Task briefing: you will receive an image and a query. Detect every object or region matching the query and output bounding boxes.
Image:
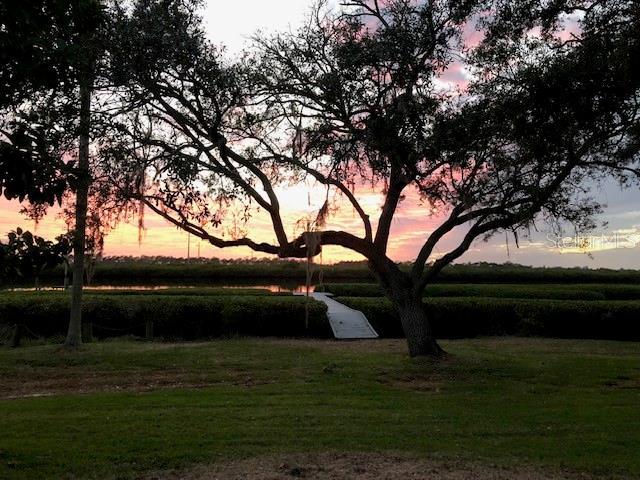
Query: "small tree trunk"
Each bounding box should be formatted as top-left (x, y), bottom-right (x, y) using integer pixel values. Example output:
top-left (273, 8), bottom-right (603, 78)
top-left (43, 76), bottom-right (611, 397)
top-left (395, 296), bottom-right (445, 357)
top-left (65, 73), bottom-right (92, 349)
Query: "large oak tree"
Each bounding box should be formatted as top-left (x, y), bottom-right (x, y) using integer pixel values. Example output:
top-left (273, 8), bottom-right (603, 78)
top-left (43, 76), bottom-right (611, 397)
top-left (110, 0), bottom-right (640, 356)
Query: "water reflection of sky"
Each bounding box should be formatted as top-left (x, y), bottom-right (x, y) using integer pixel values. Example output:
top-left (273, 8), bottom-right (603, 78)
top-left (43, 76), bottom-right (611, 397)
top-left (7, 284), bottom-right (316, 293)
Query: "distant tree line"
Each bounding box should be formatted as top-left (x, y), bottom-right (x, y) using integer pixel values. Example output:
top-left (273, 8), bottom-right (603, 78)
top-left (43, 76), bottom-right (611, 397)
top-left (0, 228), bottom-right (71, 288)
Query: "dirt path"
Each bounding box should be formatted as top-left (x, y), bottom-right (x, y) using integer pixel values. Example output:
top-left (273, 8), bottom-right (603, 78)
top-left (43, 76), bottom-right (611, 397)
top-left (148, 452), bottom-right (627, 480)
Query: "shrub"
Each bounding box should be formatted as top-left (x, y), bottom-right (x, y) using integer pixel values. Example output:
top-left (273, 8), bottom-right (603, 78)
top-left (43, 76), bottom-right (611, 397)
top-left (324, 283), bottom-right (640, 301)
top-left (337, 296), bottom-right (640, 340)
top-left (0, 294), bottom-right (330, 340)
top-left (588, 284), bottom-right (640, 300)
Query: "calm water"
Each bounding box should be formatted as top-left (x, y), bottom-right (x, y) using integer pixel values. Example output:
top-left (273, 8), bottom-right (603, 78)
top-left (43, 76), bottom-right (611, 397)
top-left (6, 284), bottom-right (316, 293)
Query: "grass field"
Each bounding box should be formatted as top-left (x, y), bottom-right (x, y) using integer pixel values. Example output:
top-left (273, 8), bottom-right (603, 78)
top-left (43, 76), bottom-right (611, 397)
top-left (1, 338), bottom-right (639, 479)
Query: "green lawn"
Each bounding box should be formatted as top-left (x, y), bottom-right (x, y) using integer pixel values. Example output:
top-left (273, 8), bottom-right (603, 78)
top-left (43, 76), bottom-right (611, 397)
top-left (1, 338), bottom-right (639, 479)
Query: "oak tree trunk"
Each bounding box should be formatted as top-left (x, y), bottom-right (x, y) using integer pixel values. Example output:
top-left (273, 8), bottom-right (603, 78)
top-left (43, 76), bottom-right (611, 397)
top-left (370, 260), bottom-right (445, 357)
top-left (395, 296), bottom-right (445, 357)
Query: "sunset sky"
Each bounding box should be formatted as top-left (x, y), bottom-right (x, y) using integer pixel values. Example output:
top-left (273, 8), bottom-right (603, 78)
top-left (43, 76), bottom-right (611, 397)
top-left (1, 0), bottom-right (639, 268)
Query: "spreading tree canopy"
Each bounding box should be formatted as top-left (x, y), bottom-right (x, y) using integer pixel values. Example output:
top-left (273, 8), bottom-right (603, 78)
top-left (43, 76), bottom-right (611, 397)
top-left (108, 0), bottom-right (640, 356)
top-left (0, 0), bottom-right (103, 205)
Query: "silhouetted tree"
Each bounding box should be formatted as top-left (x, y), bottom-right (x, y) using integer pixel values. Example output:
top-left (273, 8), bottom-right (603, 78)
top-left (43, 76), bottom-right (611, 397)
top-left (111, 0), bottom-right (639, 356)
top-left (0, 0), bottom-right (90, 204)
top-left (1, 228), bottom-right (72, 289)
top-left (1, 0), bottom-right (109, 347)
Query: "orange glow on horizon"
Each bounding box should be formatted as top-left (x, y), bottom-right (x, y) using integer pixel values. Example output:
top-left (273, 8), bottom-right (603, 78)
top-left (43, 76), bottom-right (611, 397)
top-left (0, 185), bottom-right (448, 264)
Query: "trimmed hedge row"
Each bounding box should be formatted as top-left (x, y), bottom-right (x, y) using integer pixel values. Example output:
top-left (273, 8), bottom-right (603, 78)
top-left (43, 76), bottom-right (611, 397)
top-left (337, 296), bottom-right (640, 340)
top-left (3, 291), bottom-right (638, 342)
top-left (324, 283), bottom-right (640, 301)
top-left (0, 294), bottom-right (330, 339)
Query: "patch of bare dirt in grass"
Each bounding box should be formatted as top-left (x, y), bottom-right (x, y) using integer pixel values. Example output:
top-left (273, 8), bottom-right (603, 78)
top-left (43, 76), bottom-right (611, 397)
top-left (0, 369), bottom-right (205, 398)
top-left (145, 452), bottom-right (626, 480)
top-left (602, 375), bottom-right (640, 390)
top-left (380, 373), bottom-right (443, 393)
top-left (264, 338), bottom-right (408, 354)
top-left (0, 367), bottom-right (271, 399)
top-left (375, 352), bottom-right (469, 393)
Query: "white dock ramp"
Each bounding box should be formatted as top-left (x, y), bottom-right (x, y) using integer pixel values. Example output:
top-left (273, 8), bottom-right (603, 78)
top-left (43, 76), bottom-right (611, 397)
top-left (295, 292), bottom-right (378, 339)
